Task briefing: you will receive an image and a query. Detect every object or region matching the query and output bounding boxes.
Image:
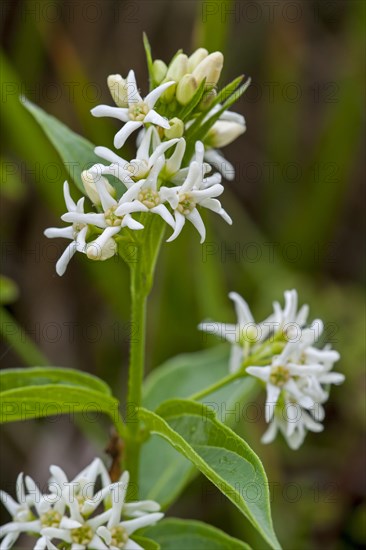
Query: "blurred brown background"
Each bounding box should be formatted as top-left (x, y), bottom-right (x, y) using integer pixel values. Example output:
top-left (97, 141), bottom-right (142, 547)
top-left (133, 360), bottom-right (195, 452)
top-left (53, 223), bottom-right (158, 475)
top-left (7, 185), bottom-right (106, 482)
top-left (1, 1), bottom-right (365, 548)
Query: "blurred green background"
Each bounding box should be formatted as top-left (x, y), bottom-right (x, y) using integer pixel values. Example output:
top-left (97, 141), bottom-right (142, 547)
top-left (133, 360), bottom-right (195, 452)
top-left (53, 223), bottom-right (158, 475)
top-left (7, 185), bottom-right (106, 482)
top-left (1, 0), bottom-right (365, 548)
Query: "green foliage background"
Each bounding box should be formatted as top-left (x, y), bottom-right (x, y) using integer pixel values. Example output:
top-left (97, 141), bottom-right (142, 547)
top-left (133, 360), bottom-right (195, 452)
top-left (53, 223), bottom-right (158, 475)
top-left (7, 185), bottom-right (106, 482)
top-left (0, 1), bottom-right (365, 548)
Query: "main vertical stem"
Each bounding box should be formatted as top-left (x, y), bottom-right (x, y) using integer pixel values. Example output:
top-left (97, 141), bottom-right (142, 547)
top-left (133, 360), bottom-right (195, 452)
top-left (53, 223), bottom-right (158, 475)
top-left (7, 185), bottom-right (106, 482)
top-left (125, 266), bottom-right (148, 497)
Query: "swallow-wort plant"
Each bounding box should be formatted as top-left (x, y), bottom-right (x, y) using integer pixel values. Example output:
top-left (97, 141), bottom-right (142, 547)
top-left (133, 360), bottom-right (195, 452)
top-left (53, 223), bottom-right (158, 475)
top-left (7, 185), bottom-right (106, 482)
top-left (1, 35), bottom-right (344, 549)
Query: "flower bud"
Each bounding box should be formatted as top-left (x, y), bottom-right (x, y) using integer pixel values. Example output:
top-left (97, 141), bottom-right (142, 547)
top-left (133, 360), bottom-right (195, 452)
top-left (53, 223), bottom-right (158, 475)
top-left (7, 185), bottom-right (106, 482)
top-left (188, 48), bottom-right (208, 72)
top-left (199, 88), bottom-right (217, 110)
top-left (205, 120), bottom-right (246, 148)
top-left (152, 59), bottom-right (167, 84)
top-left (176, 74), bottom-right (198, 105)
top-left (86, 238), bottom-right (117, 261)
top-left (192, 52), bottom-right (224, 87)
top-left (166, 53), bottom-right (188, 82)
top-left (164, 117), bottom-right (184, 139)
top-left (107, 74), bottom-right (128, 107)
top-left (81, 171), bottom-right (115, 206)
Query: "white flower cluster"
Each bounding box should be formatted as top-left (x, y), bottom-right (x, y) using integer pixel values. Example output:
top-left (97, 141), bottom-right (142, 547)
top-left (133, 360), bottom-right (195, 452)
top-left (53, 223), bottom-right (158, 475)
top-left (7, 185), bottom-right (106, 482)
top-left (0, 459), bottom-right (163, 549)
top-left (199, 289), bottom-right (345, 449)
top-left (45, 48), bottom-right (247, 276)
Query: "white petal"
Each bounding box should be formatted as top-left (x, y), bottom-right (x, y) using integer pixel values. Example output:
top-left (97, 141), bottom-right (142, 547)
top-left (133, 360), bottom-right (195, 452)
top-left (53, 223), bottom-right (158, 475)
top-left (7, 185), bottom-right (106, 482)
top-left (44, 226), bottom-right (74, 240)
top-left (318, 372), bottom-right (345, 385)
top-left (261, 420), bottom-right (278, 444)
top-left (0, 532), bottom-right (19, 550)
top-left (0, 491), bottom-right (19, 517)
top-left (126, 70), bottom-right (142, 103)
top-left (181, 162), bottom-right (201, 192)
top-left (121, 512), bottom-right (164, 535)
top-left (165, 139), bottom-right (186, 175)
top-left (144, 110), bottom-right (170, 129)
top-left (245, 366), bottom-right (271, 382)
top-left (166, 211), bottom-right (185, 242)
top-left (148, 139), bottom-right (180, 169)
top-left (94, 146), bottom-right (126, 166)
top-left (124, 540), bottom-right (144, 550)
top-left (56, 243), bottom-right (77, 276)
top-left (114, 121), bottom-right (143, 149)
top-left (62, 212), bottom-right (105, 227)
top-left (122, 215), bottom-right (144, 230)
top-left (145, 80), bottom-right (175, 109)
top-left (265, 384), bottom-right (281, 421)
top-left (229, 344), bottom-right (243, 374)
top-left (63, 181), bottom-right (76, 211)
top-left (108, 473), bottom-right (129, 528)
top-left (91, 105), bottom-right (129, 122)
top-left (191, 184), bottom-right (224, 201)
top-left (123, 500), bottom-right (160, 516)
top-left (228, 292), bottom-right (254, 325)
top-left (151, 204), bottom-right (175, 228)
top-left (204, 150), bottom-right (235, 181)
top-left (186, 208), bottom-right (206, 243)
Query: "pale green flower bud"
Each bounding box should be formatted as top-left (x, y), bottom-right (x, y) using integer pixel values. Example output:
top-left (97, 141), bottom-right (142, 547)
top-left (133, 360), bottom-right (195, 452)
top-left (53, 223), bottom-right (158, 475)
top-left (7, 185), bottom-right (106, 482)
top-left (188, 48), bottom-right (209, 72)
top-left (152, 59), bottom-right (168, 84)
top-left (192, 52), bottom-right (224, 87)
top-left (86, 238), bottom-right (117, 261)
top-left (166, 53), bottom-right (188, 82)
top-left (164, 117), bottom-right (184, 139)
top-left (176, 74), bottom-right (198, 105)
top-left (107, 74), bottom-right (128, 107)
top-left (199, 88), bottom-right (217, 110)
top-left (160, 83), bottom-right (177, 104)
top-left (81, 171), bottom-right (115, 206)
top-left (205, 120), bottom-right (246, 148)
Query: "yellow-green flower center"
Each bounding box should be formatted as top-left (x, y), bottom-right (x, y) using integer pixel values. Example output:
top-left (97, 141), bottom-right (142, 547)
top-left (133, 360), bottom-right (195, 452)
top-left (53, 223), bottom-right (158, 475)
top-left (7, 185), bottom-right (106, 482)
top-left (269, 365), bottom-right (290, 387)
top-left (138, 188), bottom-right (160, 209)
top-left (40, 509), bottom-right (62, 528)
top-left (177, 193), bottom-right (196, 215)
top-left (105, 206), bottom-right (122, 227)
top-left (71, 524), bottom-right (93, 545)
top-left (128, 101), bottom-right (149, 121)
top-left (110, 526), bottom-right (129, 548)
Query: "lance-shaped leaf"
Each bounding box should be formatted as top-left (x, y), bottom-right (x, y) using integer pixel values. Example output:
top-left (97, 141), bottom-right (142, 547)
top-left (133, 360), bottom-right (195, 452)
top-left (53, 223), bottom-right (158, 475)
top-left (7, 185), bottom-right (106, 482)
top-left (0, 366), bottom-right (111, 395)
top-left (139, 400), bottom-right (280, 550)
top-left (140, 346), bottom-right (257, 507)
top-left (0, 384), bottom-right (120, 425)
top-left (144, 518), bottom-right (251, 549)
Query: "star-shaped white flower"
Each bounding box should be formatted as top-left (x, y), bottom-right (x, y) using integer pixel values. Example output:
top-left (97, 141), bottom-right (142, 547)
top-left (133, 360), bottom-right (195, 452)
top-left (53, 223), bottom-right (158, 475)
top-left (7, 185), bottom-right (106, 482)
top-left (61, 173), bottom-right (147, 261)
top-left (0, 473), bottom-right (66, 550)
top-left (199, 291), bottom-right (275, 373)
top-left (94, 126), bottom-right (181, 182)
top-left (246, 339), bottom-right (325, 423)
top-left (91, 70), bottom-right (175, 148)
top-left (96, 472), bottom-right (163, 550)
top-left (160, 141), bottom-right (231, 243)
top-left (44, 181), bottom-right (88, 276)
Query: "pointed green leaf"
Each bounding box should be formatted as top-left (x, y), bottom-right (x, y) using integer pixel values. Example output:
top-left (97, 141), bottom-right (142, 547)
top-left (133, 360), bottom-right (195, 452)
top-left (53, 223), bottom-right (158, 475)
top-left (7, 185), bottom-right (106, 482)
top-left (0, 366), bottom-right (111, 395)
top-left (0, 384), bottom-right (119, 424)
top-left (144, 518), bottom-right (251, 549)
top-left (140, 346), bottom-right (257, 507)
top-left (143, 33), bottom-right (155, 91)
top-left (132, 535), bottom-right (160, 550)
top-left (140, 400), bottom-right (280, 550)
top-left (177, 78), bottom-right (208, 122)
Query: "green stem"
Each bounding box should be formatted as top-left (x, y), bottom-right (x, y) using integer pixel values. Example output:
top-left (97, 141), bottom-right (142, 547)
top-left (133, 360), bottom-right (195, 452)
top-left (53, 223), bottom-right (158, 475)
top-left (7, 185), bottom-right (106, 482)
top-left (189, 371), bottom-right (241, 401)
top-left (124, 267), bottom-right (148, 495)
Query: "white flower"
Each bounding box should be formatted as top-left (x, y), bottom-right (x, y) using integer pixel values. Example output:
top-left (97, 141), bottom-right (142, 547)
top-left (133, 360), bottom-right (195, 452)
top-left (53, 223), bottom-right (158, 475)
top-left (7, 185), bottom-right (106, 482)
top-left (91, 70), bottom-right (175, 148)
top-left (44, 181), bottom-right (88, 276)
top-left (199, 291), bottom-right (277, 373)
top-left (114, 156), bottom-right (175, 229)
top-left (0, 473), bottom-right (66, 550)
top-left (94, 126), bottom-right (181, 182)
top-left (96, 472), bottom-right (163, 550)
top-left (206, 120), bottom-right (246, 149)
top-left (61, 173), bottom-right (147, 261)
top-left (261, 402), bottom-right (324, 450)
top-left (160, 142), bottom-right (232, 243)
top-left (246, 338), bottom-right (324, 423)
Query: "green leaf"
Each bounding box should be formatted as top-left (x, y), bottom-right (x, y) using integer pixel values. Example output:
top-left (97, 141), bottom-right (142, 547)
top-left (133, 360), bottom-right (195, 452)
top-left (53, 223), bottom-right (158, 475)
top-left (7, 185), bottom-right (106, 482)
top-left (21, 99), bottom-right (102, 194)
top-left (0, 275), bottom-right (19, 305)
top-left (140, 400), bottom-right (280, 550)
top-left (144, 518), bottom-right (251, 549)
top-left (0, 384), bottom-right (119, 424)
top-left (140, 346), bottom-right (257, 507)
top-left (132, 535), bottom-right (160, 550)
top-left (0, 366), bottom-right (111, 395)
